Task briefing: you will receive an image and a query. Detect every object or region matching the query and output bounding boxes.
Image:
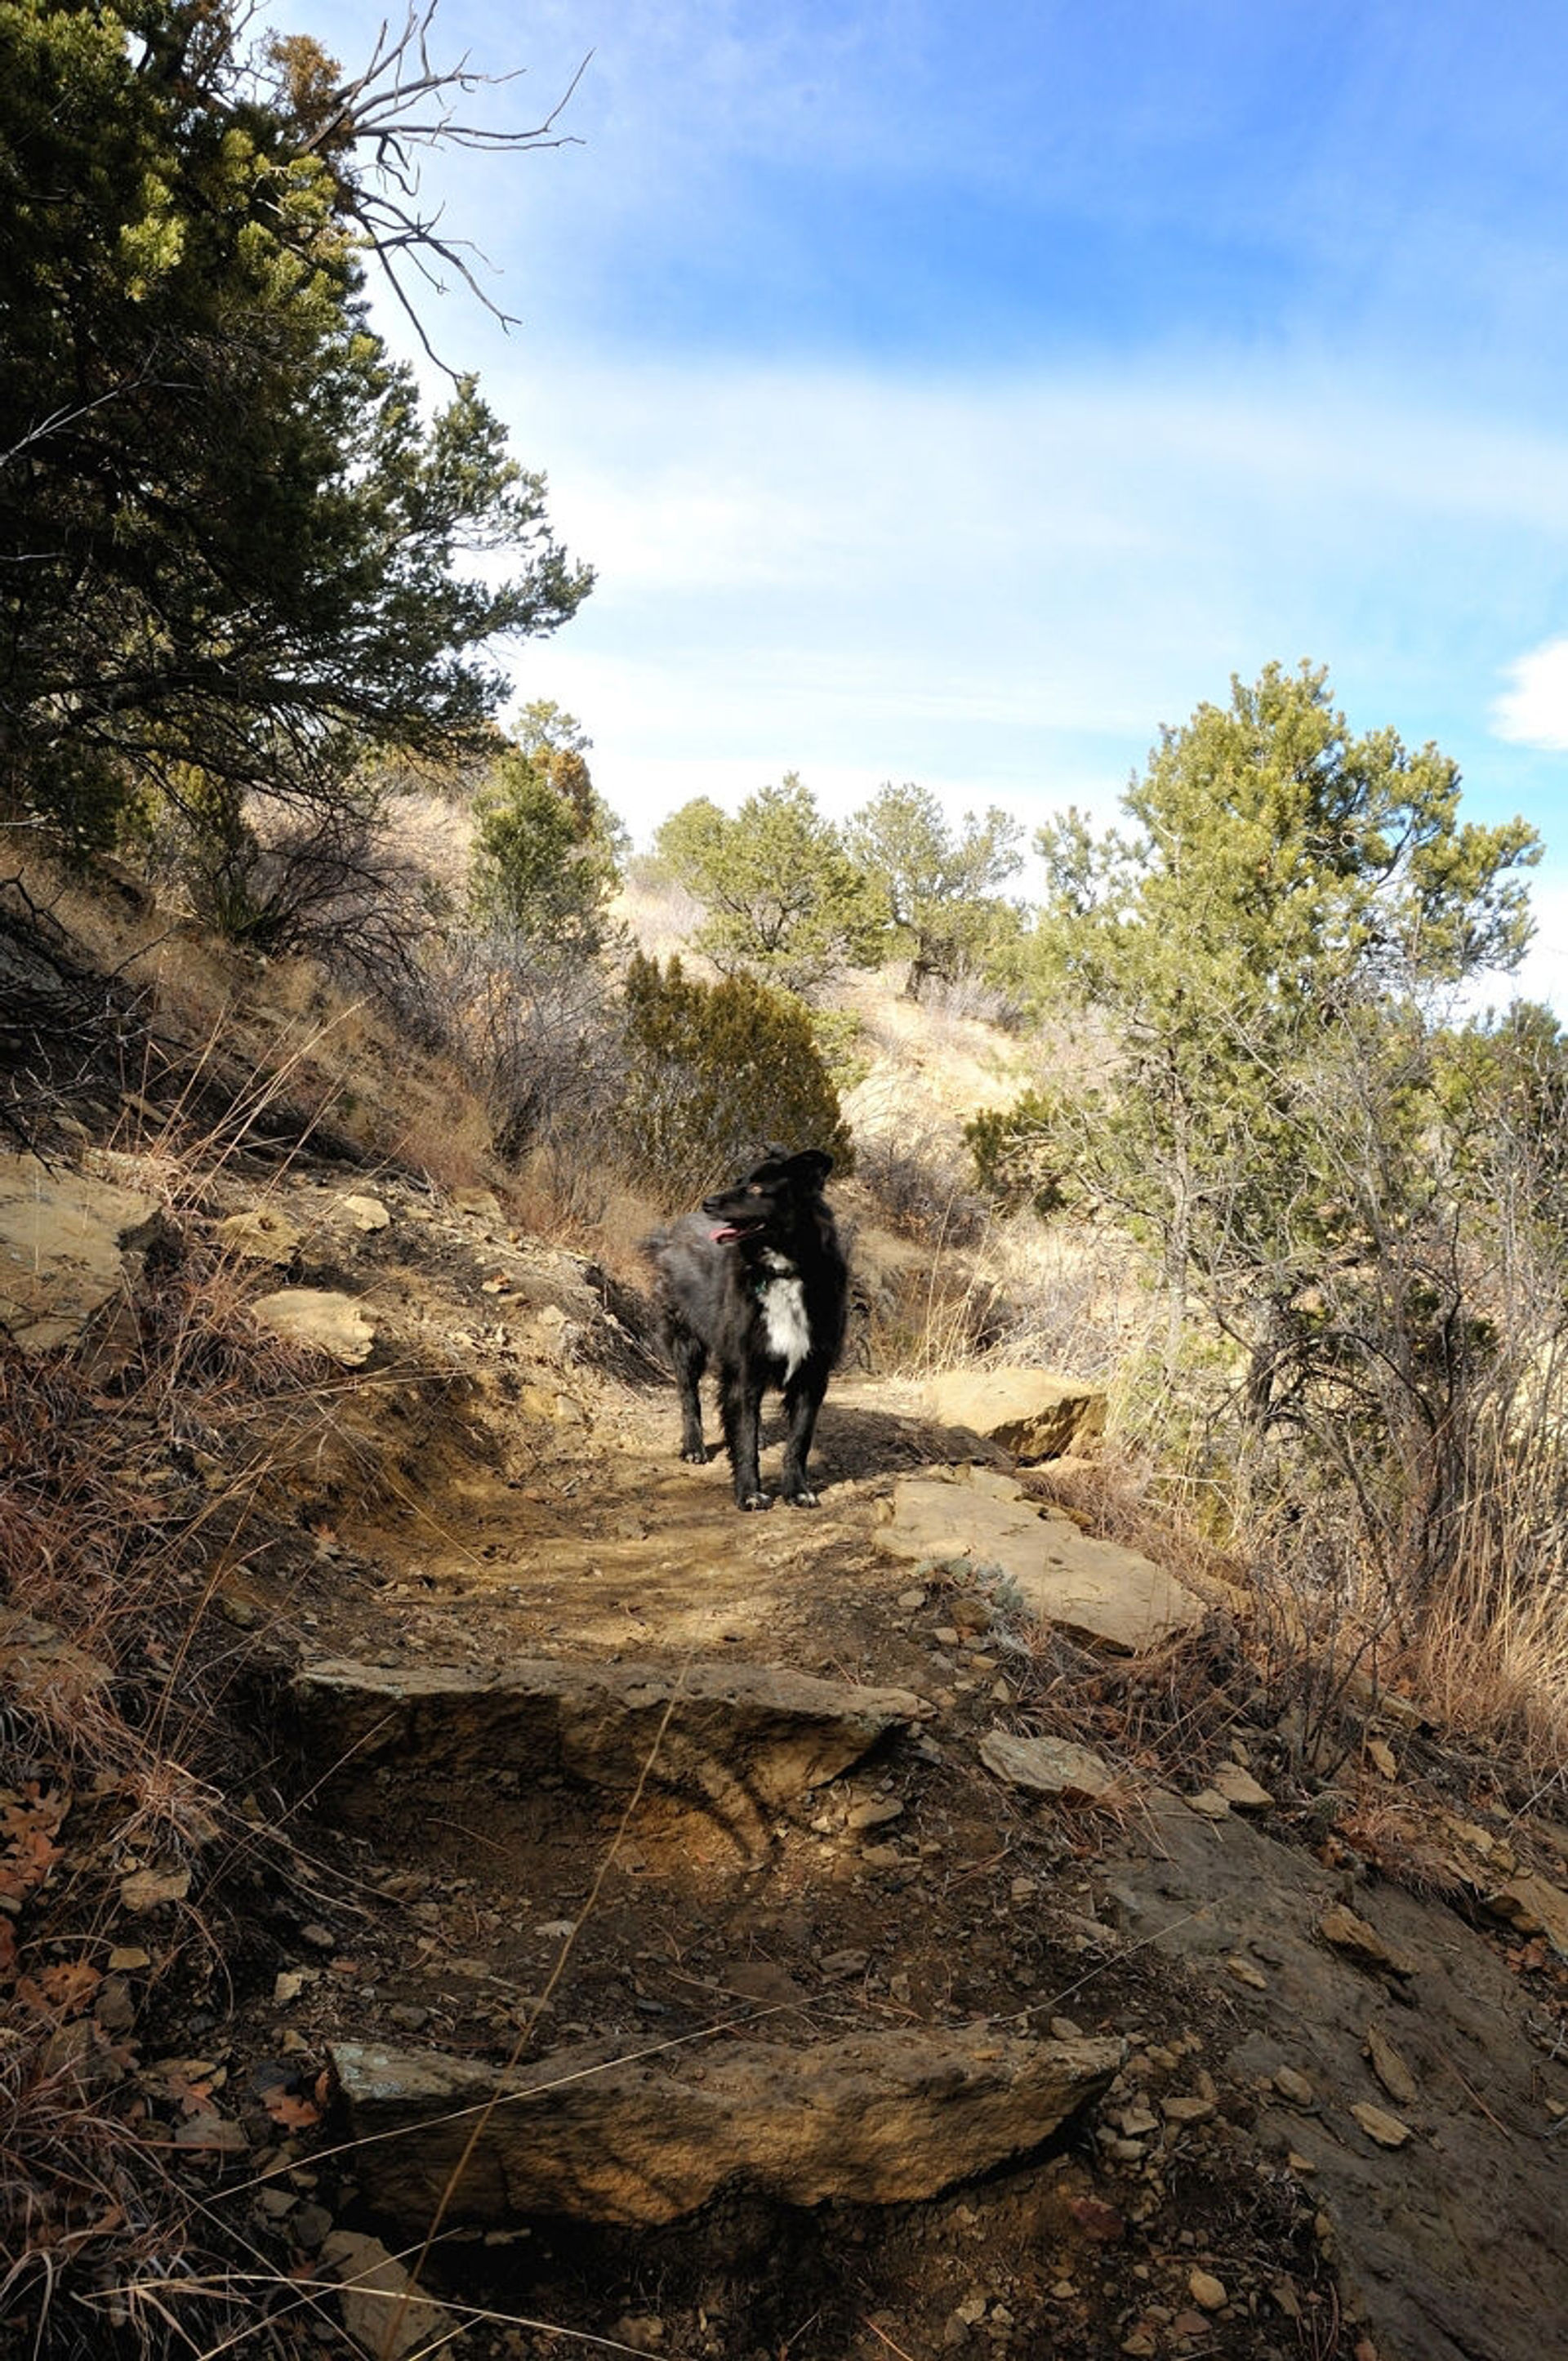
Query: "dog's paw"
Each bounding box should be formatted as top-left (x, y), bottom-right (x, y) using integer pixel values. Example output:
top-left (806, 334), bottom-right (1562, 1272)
top-left (679, 1446), bottom-right (708, 1464)
top-left (782, 1485), bottom-right (820, 1508)
top-left (737, 1490), bottom-right (773, 1512)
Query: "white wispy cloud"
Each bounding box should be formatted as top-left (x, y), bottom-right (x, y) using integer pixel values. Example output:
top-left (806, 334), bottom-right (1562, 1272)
top-left (495, 351), bottom-right (1568, 851)
top-left (1492, 639), bottom-right (1568, 752)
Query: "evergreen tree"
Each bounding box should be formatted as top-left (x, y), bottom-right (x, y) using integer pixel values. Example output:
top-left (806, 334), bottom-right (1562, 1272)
top-left (1025, 662), bottom-right (1539, 1377)
top-left (620, 953), bottom-right (852, 1201)
top-left (0, 0), bottom-right (591, 849)
top-left (845, 782), bottom-right (1023, 998)
top-left (652, 775), bottom-right (884, 1000)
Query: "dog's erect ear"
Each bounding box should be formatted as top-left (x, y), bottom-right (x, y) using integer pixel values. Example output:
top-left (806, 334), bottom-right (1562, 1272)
top-left (786, 1150), bottom-right (833, 1191)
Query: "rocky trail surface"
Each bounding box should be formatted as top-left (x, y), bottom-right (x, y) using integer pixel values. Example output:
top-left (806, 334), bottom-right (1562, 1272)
top-left (7, 1153), bottom-right (1568, 2361)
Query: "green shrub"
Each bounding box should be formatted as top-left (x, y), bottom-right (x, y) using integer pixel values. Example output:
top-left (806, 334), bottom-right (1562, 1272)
top-left (964, 1087), bottom-right (1070, 1218)
top-left (621, 952), bottom-right (853, 1205)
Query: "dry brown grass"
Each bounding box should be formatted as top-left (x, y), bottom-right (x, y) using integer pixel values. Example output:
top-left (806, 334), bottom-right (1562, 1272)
top-left (0, 1169), bottom-right (355, 2354)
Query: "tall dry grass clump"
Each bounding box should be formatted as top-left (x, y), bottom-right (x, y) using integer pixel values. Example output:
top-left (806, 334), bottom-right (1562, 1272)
top-left (0, 1161), bottom-right (350, 2355)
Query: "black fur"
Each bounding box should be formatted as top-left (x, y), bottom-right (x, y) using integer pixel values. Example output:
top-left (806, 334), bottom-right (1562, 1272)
top-left (647, 1148), bottom-right (848, 1511)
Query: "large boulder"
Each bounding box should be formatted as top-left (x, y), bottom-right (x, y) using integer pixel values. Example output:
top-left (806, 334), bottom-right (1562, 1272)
top-left (920, 1368), bottom-right (1107, 1460)
top-left (332, 2024), bottom-right (1122, 2227)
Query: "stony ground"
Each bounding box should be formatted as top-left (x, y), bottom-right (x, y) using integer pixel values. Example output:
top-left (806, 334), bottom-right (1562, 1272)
top-left (7, 1147), bottom-right (1568, 2361)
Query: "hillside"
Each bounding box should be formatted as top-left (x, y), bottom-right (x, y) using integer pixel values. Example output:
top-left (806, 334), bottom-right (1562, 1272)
top-left (4, 882), bottom-right (1568, 2361)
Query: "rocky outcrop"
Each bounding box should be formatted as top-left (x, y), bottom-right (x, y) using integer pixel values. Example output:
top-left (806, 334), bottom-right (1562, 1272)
top-left (875, 1465), bottom-right (1204, 1653)
top-left (331, 2024), bottom-right (1123, 2227)
top-left (292, 1656), bottom-right (925, 1813)
top-left (1102, 1789), bottom-right (1568, 2361)
top-left (920, 1368), bottom-right (1107, 1460)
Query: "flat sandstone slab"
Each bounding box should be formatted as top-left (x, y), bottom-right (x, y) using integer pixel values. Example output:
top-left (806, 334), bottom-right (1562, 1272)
top-left (0, 1155), bottom-right (154, 1350)
top-left (332, 2025), bottom-right (1122, 2226)
top-left (876, 1466), bottom-right (1203, 1654)
top-left (292, 1656), bottom-right (924, 1808)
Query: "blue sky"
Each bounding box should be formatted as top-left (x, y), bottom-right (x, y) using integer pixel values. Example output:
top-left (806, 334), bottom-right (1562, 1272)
top-left (309, 0), bottom-right (1568, 1005)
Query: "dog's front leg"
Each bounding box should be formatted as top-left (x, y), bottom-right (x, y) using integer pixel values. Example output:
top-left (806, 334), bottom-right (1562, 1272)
top-left (780, 1374), bottom-right (824, 1507)
top-left (720, 1366), bottom-right (769, 1510)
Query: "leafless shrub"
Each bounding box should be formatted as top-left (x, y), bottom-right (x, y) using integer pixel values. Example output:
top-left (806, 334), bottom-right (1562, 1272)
top-left (424, 921), bottom-right (627, 1165)
top-left (853, 1119), bottom-right (988, 1248)
top-left (915, 966), bottom-right (1027, 1031)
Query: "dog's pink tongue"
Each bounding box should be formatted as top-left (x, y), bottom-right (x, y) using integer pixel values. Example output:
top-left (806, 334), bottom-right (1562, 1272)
top-left (710, 1223), bottom-right (742, 1244)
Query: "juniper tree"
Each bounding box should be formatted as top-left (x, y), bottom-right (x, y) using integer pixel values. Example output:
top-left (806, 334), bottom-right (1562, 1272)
top-left (0, 0), bottom-right (591, 853)
top-left (652, 776), bottom-right (884, 1000)
top-left (1024, 662), bottom-right (1539, 1387)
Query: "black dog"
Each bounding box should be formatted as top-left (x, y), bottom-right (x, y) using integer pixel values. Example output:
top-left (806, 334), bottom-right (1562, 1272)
top-left (647, 1148), bottom-right (848, 1511)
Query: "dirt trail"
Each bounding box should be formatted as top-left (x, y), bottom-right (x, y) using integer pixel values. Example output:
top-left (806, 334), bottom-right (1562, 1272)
top-left (198, 1178), bottom-right (1568, 2361)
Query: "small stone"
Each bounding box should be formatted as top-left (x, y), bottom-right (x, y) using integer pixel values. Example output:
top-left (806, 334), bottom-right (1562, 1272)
top-left (1187, 2269), bottom-right (1227, 2311)
top-left (847, 1797), bottom-right (904, 1830)
top-left (108, 1946), bottom-right (151, 1971)
top-left (216, 1207), bottom-right (301, 1265)
top-left (1484, 1872), bottom-right (1568, 1958)
top-left (253, 1287), bottom-right (375, 1367)
top-left (291, 2203), bottom-right (333, 2249)
top-left (94, 1976), bottom-right (136, 2035)
top-left (119, 1865), bottom-right (190, 1912)
top-left (1318, 1904), bottom-right (1417, 1980)
top-left (452, 1187), bottom-right (503, 1221)
top-left (1351, 2100), bottom-right (1413, 2149)
top-left (1161, 2095), bottom-right (1215, 2125)
top-left (898, 1588), bottom-right (928, 1610)
top-left (1210, 1762), bottom-right (1274, 1811)
top-left (273, 1971), bottom-right (307, 2005)
top-left (979, 1727), bottom-right (1115, 1802)
top-left (934, 1626), bottom-right (962, 1646)
top-left (322, 2230), bottom-right (453, 2359)
top-left (1170, 2312), bottom-right (1212, 2339)
top-left (1363, 2023), bottom-right (1418, 2106)
top-left (1187, 1789), bottom-right (1231, 1819)
top-left (339, 1194), bottom-right (390, 1232)
top-left (1224, 1954), bottom-right (1268, 1989)
top-left (1272, 2067), bottom-right (1315, 2108)
top-left (1366, 1736), bottom-right (1397, 1780)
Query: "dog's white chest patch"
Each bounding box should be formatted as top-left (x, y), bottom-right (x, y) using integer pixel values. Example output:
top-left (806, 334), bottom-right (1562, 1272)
top-left (759, 1254), bottom-right (811, 1378)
